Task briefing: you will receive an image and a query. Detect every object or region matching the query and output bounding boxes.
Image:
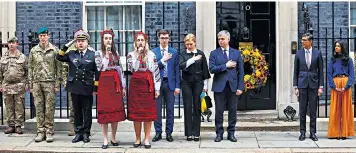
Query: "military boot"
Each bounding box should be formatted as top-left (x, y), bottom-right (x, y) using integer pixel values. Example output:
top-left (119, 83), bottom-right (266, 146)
top-left (4, 126), bottom-right (15, 134)
top-left (35, 132), bottom-right (46, 142)
top-left (68, 127), bottom-right (75, 136)
top-left (46, 133), bottom-right (54, 143)
top-left (15, 126), bottom-right (23, 134)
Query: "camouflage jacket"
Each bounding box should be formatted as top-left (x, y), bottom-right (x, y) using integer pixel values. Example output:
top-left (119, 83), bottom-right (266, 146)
top-left (28, 42), bottom-right (62, 89)
top-left (0, 50), bottom-right (28, 94)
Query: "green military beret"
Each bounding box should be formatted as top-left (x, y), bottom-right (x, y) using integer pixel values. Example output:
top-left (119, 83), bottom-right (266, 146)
top-left (37, 27), bottom-right (49, 35)
top-left (7, 36), bottom-right (18, 43)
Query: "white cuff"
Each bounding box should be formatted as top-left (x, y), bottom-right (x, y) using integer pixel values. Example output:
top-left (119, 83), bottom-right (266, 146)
top-left (203, 79), bottom-right (208, 90)
top-left (160, 59), bottom-right (167, 66)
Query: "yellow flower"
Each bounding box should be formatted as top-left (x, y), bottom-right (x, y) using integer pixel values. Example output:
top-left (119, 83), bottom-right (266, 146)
top-left (256, 70), bottom-right (261, 77)
top-left (244, 75), bottom-right (251, 81)
top-left (264, 66), bottom-right (268, 70)
top-left (250, 78), bottom-right (256, 84)
top-left (242, 50), bottom-right (250, 55)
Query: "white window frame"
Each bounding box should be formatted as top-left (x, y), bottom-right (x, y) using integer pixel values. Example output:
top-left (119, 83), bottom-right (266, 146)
top-left (82, 0), bottom-right (145, 70)
top-left (349, 1), bottom-right (355, 60)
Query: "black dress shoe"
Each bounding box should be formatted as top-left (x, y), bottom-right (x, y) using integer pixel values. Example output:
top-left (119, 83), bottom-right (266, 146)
top-left (227, 135), bottom-right (237, 142)
top-left (111, 140), bottom-right (119, 146)
top-left (187, 136), bottom-right (193, 141)
top-left (214, 135), bottom-right (223, 142)
top-left (72, 134), bottom-right (83, 143)
top-left (193, 136), bottom-right (200, 141)
top-left (83, 134), bottom-right (90, 143)
top-left (101, 144), bottom-right (108, 149)
top-left (152, 133), bottom-right (162, 142)
top-left (299, 133), bottom-right (306, 141)
top-left (342, 137), bottom-right (347, 140)
top-left (166, 134), bottom-right (174, 142)
top-left (310, 133), bottom-right (318, 141)
top-left (133, 142), bottom-right (141, 148)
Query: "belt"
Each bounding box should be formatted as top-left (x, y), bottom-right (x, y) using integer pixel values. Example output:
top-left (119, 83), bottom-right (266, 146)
top-left (335, 74), bottom-right (348, 78)
top-left (163, 77), bottom-right (168, 81)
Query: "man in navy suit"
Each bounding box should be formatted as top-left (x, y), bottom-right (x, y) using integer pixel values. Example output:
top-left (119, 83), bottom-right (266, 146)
top-left (293, 33), bottom-right (324, 141)
top-left (209, 30), bottom-right (244, 142)
top-left (152, 29), bottom-right (181, 142)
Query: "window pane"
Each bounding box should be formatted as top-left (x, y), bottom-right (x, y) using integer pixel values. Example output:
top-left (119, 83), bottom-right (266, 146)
top-left (87, 6), bottom-right (104, 31)
top-left (126, 32), bottom-right (135, 53)
top-left (125, 5), bottom-right (142, 30)
top-left (107, 6), bottom-right (123, 30)
top-left (88, 31), bottom-right (101, 51)
top-left (351, 3), bottom-right (356, 25)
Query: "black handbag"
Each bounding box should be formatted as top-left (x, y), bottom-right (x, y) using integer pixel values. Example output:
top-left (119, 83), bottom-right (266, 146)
top-left (204, 92), bottom-right (213, 108)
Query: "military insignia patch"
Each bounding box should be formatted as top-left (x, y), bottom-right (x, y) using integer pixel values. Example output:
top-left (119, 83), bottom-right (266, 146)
top-left (85, 60), bottom-right (93, 62)
top-left (73, 58), bottom-right (78, 63)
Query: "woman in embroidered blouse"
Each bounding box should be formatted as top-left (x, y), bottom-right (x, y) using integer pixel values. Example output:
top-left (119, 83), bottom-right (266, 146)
top-left (94, 29), bottom-right (126, 149)
top-left (179, 34), bottom-right (210, 141)
top-left (327, 40), bottom-right (355, 140)
top-left (127, 32), bottom-right (160, 149)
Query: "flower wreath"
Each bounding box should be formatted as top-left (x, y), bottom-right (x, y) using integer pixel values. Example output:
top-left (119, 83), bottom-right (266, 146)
top-left (239, 45), bottom-right (270, 90)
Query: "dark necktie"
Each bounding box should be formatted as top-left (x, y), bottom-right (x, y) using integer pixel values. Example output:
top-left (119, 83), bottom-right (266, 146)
top-left (223, 49), bottom-right (228, 61)
top-left (80, 51), bottom-right (84, 59)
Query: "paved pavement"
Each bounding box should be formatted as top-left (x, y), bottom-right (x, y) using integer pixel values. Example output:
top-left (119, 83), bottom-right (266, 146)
top-left (1, 131), bottom-right (356, 153)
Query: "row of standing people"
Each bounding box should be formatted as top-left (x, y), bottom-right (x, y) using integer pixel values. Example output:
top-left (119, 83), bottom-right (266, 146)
top-left (0, 27), bottom-right (244, 149)
top-left (0, 27), bottom-right (353, 148)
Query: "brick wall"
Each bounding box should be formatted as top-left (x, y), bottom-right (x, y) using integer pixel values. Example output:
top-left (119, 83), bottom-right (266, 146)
top-left (145, 2), bottom-right (196, 52)
top-left (16, 2), bottom-right (83, 54)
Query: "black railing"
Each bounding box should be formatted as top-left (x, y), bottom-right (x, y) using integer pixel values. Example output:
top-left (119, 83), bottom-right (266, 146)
top-left (0, 29), bottom-right (187, 125)
top-left (311, 28), bottom-right (356, 118)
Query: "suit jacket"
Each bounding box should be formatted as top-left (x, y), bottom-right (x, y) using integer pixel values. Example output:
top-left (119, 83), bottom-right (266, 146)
top-left (56, 48), bottom-right (100, 95)
top-left (293, 48), bottom-right (324, 89)
top-left (152, 46), bottom-right (181, 90)
top-left (209, 47), bottom-right (244, 92)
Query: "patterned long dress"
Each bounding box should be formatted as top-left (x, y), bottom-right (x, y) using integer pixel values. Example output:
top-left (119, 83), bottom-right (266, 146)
top-left (127, 51), bottom-right (161, 121)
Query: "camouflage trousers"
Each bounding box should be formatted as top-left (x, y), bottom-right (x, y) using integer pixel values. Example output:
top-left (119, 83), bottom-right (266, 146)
top-left (4, 93), bottom-right (25, 127)
top-left (68, 92), bottom-right (74, 124)
top-left (33, 82), bottom-right (56, 134)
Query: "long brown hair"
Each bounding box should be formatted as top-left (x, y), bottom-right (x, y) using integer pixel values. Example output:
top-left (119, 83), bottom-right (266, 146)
top-left (100, 29), bottom-right (119, 62)
top-left (133, 32), bottom-right (150, 61)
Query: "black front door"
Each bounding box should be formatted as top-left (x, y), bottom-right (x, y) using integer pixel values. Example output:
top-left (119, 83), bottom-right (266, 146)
top-left (216, 2), bottom-right (276, 110)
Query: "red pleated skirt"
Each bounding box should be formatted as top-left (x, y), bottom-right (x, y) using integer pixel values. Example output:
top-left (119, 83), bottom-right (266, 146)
top-left (97, 70), bottom-right (126, 124)
top-left (127, 70), bottom-right (157, 121)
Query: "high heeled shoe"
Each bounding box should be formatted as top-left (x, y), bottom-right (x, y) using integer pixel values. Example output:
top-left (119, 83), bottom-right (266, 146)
top-left (133, 142), bottom-right (141, 148)
top-left (111, 140), bottom-right (119, 146)
top-left (101, 144), bottom-right (108, 149)
top-left (187, 136), bottom-right (193, 141)
top-left (193, 136), bottom-right (200, 141)
top-left (144, 143), bottom-right (151, 149)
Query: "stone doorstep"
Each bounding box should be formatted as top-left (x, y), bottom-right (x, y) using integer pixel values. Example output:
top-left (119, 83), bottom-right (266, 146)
top-left (24, 118), bottom-right (300, 132)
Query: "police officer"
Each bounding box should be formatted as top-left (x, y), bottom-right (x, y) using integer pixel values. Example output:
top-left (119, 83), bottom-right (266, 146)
top-left (0, 36), bottom-right (28, 135)
top-left (28, 27), bottom-right (62, 143)
top-left (56, 29), bottom-right (99, 143)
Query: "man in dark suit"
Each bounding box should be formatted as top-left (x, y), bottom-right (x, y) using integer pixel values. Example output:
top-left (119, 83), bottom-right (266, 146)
top-left (209, 30), bottom-right (244, 142)
top-left (152, 29), bottom-right (181, 142)
top-left (293, 33), bottom-right (324, 141)
top-left (56, 29), bottom-right (100, 143)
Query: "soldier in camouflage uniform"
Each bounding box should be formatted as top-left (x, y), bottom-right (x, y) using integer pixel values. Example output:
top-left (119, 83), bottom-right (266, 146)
top-left (62, 62), bottom-right (75, 136)
top-left (0, 37), bottom-right (28, 135)
top-left (28, 27), bottom-right (62, 143)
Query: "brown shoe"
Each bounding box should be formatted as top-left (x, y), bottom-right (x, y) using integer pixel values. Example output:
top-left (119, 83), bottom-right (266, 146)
top-left (15, 127), bottom-right (23, 134)
top-left (68, 128), bottom-right (75, 136)
top-left (4, 126), bottom-right (15, 134)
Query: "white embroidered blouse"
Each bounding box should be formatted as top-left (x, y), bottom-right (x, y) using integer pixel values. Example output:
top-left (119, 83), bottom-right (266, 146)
top-left (94, 50), bottom-right (126, 88)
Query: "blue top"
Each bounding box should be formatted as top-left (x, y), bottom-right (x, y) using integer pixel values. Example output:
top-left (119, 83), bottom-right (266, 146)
top-left (327, 58), bottom-right (354, 89)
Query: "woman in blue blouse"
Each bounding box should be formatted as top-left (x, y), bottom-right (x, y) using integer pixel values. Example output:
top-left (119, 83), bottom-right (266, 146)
top-left (327, 40), bottom-right (355, 140)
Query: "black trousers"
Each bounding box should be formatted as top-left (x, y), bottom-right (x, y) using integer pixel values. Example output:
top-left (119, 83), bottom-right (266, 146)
top-left (71, 93), bottom-right (93, 135)
top-left (182, 80), bottom-right (203, 137)
top-left (298, 88), bottom-right (318, 134)
top-left (214, 82), bottom-right (238, 136)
